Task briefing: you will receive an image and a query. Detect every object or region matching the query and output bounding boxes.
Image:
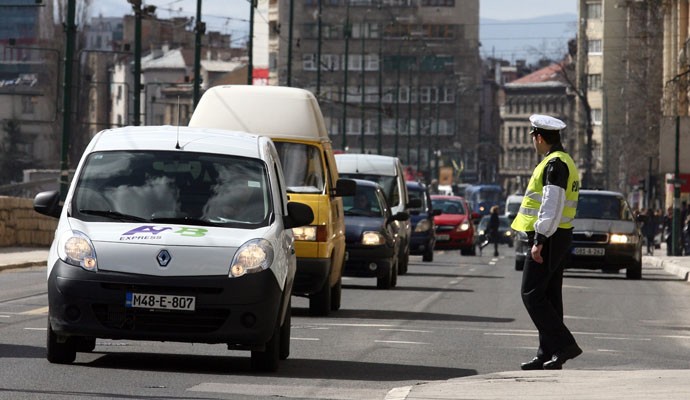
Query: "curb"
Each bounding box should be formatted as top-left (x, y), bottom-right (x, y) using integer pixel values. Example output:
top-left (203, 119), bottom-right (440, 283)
top-left (646, 256), bottom-right (690, 282)
top-left (0, 260), bottom-right (46, 272)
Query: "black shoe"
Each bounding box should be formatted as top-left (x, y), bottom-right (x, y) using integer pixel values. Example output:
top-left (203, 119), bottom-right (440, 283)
top-left (542, 344), bottom-right (582, 370)
top-left (520, 357), bottom-right (545, 370)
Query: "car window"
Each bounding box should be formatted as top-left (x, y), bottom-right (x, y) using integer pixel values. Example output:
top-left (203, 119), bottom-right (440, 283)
top-left (576, 194), bottom-right (630, 221)
top-left (408, 188), bottom-right (429, 212)
top-left (431, 199), bottom-right (466, 215)
top-left (343, 185), bottom-right (383, 217)
top-left (340, 173), bottom-right (397, 206)
top-left (273, 141), bottom-right (325, 194)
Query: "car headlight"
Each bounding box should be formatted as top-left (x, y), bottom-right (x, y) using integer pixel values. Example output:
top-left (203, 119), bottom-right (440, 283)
top-left (292, 226), bottom-right (317, 241)
top-left (229, 239), bottom-right (274, 278)
top-left (505, 230), bottom-right (512, 237)
top-left (362, 231), bottom-right (385, 246)
top-left (456, 221), bottom-right (470, 232)
top-left (610, 234), bottom-right (636, 244)
top-left (415, 220), bottom-right (431, 233)
top-left (478, 229), bottom-right (485, 235)
top-left (58, 230), bottom-right (97, 271)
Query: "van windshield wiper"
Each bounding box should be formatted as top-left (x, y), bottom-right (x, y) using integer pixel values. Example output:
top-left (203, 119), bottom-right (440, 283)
top-left (79, 209), bottom-right (149, 222)
top-left (150, 217), bottom-right (220, 227)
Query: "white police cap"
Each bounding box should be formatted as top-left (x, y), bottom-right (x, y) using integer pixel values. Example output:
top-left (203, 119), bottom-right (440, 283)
top-left (529, 114), bottom-right (566, 131)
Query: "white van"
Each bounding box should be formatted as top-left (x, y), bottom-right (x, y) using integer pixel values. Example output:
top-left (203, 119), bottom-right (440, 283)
top-left (33, 126), bottom-right (313, 372)
top-left (334, 154), bottom-right (417, 275)
top-left (505, 193), bottom-right (524, 220)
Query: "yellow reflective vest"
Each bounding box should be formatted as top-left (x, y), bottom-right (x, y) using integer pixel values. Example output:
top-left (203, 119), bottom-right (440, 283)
top-left (511, 151), bottom-right (579, 232)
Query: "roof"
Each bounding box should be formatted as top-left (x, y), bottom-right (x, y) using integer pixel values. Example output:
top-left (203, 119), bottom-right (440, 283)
top-left (142, 48), bottom-right (186, 70)
top-left (334, 154), bottom-right (401, 177)
top-left (506, 63), bottom-right (567, 87)
top-left (89, 126), bottom-right (264, 159)
top-left (201, 60), bottom-right (244, 73)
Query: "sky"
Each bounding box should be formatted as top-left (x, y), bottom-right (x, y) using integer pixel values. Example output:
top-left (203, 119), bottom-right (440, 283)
top-left (88, 0), bottom-right (578, 47)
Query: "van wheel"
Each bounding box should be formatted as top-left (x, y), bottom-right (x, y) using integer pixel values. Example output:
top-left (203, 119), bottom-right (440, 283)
top-left (251, 319), bottom-right (280, 372)
top-left (390, 259), bottom-right (398, 288)
top-left (377, 263), bottom-right (393, 289)
top-left (279, 300), bottom-right (291, 360)
top-left (46, 320), bottom-right (76, 364)
top-left (309, 279), bottom-right (331, 317)
top-left (398, 248), bottom-right (409, 275)
top-left (423, 247), bottom-right (434, 262)
top-left (330, 276), bottom-right (342, 311)
top-left (626, 261), bottom-right (642, 280)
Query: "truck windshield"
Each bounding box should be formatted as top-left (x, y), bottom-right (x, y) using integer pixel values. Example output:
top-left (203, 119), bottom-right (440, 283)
top-left (273, 141), bottom-right (325, 194)
top-left (72, 151), bottom-right (272, 228)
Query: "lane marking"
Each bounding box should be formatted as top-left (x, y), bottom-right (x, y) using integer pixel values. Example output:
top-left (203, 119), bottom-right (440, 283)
top-left (489, 261), bottom-right (496, 265)
top-left (188, 382), bottom-right (388, 400)
top-left (319, 323), bottom-right (394, 328)
top-left (597, 349), bottom-right (622, 353)
top-left (375, 340), bottom-right (429, 345)
top-left (20, 306), bottom-right (48, 315)
top-left (484, 332), bottom-right (538, 337)
top-left (291, 337), bottom-right (320, 341)
top-left (594, 336), bottom-right (651, 341)
top-left (379, 328), bottom-right (432, 333)
top-left (24, 327), bottom-right (47, 331)
top-left (0, 315), bottom-right (10, 318)
top-left (449, 280), bottom-right (459, 284)
top-left (563, 284), bottom-right (590, 289)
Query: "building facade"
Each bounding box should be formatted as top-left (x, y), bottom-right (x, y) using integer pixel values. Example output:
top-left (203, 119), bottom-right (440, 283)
top-left (267, 0), bottom-right (481, 183)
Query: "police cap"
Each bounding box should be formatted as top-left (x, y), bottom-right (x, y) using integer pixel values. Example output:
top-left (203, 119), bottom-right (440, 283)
top-left (529, 114), bottom-right (566, 131)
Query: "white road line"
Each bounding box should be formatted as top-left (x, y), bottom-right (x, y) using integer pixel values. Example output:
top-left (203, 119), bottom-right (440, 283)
top-left (594, 336), bottom-right (652, 341)
top-left (24, 327), bottom-right (47, 331)
top-left (449, 280), bottom-right (459, 284)
top-left (290, 337), bottom-right (320, 341)
top-left (319, 323), bottom-right (394, 328)
top-left (563, 284), bottom-right (590, 289)
top-left (375, 340), bottom-right (429, 345)
top-left (484, 332), bottom-right (538, 337)
top-left (660, 335), bottom-right (690, 340)
top-left (20, 306), bottom-right (48, 315)
top-left (489, 261), bottom-right (496, 265)
top-left (597, 349), bottom-right (622, 353)
top-left (0, 315), bottom-right (10, 318)
top-left (565, 315), bottom-right (599, 320)
top-left (379, 328), bottom-right (432, 333)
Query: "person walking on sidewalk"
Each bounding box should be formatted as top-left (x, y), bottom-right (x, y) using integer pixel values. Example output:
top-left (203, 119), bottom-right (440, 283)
top-left (511, 114), bottom-right (582, 371)
top-left (641, 208), bottom-right (658, 256)
top-left (480, 205), bottom-right (501, 257)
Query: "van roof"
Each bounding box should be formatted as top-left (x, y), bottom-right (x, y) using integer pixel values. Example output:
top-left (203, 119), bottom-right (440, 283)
top-left (189, 85), bottom-right (329, 142)
top-left (90, 126), bottom-right (265, 158)
top-left (334, 154), bottom-right (400, 176)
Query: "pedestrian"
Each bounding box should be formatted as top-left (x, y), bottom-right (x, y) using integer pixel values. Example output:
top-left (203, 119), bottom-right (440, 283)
top-left (640, 208), bottom-right (657, 256)
top-left (511, 114), bottom-right (582, 370)
top-left (480, 205), bottom-right (501, 257)
top-left (664, 206), bottom-right (674, 255)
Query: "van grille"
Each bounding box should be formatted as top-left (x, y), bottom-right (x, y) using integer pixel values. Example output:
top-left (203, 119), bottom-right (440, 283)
top-left (92, 304), bottom-right (228, 333)
top-left (572, 232), bottom-right (609, 244)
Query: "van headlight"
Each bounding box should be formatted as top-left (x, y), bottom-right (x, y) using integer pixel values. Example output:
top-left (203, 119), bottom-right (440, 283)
top-left (229, 239), bottom-right (274, 278)
top-left (415, 220), bottom-right (431, 233)
top-left (610, 234), bottom-right (636, 244)
top-left (58, 230), bottom-right (97, 271)
top-left (362, 231), bottom-right (385, 246)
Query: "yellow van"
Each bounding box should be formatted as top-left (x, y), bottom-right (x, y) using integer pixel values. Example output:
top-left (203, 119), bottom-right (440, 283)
top-left (189, 85), bottom-right (354, 316)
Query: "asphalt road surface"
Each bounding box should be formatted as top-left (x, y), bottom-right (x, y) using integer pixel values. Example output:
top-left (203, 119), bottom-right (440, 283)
top-left (1, 246), bottom-right (690, 400)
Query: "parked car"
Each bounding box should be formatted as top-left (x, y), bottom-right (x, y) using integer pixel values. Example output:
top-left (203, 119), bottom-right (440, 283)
top-left (406, 181), bottom-right (439, 262)
top-left (431, 195), bottom-right (478, 255)
top-left (342, 179), bottom-right (408, 289)
top-left (514, 190), bottom-right (643, 279)
top-left (476, 215), bottom-right (514, 247)
top-left (33, 126), bottom-right (314, 372)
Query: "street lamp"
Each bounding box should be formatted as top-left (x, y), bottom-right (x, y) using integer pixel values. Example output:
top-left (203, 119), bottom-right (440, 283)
top-left (128, 0), bottom-right (157, 126)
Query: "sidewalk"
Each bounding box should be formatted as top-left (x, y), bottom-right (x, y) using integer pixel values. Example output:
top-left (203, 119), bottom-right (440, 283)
top-left (2, 246), bottom-right (690, 399)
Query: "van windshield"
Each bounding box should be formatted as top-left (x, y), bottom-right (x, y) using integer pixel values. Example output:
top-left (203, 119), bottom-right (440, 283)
top-left (338, 173), bottom-right (399, 207)
top-left (273, 141), bottom-right (325, 194)
top-left (72, 151), bottom-right (272, 228)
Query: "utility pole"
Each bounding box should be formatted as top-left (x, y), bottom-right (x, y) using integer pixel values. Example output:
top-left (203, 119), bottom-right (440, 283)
top-left (193, 0), bottom-right (204, 106)
top-left (316, 0), bottom-right (322, 97)
top-left (394, 48), bottom-right (401, 158)
top-left (248, 0), bottom-right (256, 85)
top-left (132, 0), bottom-right (142, 126)
top-left (377, 30), bottom-right (383, 155)
top-left (60, 0), bottom-right (77, 200)
top-left (287, 0), bottom-right (294, 86)
top-left (360, 23), bottom-right (366, 154)
top-left (407, 63), bottom-right (412, 164)
top-left (341, 2), bottom-right (351, 150)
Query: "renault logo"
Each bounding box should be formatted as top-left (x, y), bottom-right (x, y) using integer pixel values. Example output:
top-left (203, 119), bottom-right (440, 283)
top-left (157, 250), bottom-right (172, 267)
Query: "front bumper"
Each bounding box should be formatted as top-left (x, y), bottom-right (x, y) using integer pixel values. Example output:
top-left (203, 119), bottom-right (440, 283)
top-left (48, 260), bottom-right (285, 346)
top-left (343, 245), bottom-right (395, 278)
top-left (434, 229), bottom-right (474, 250)
top-left (563, 243), bottom-right (641, 270)
top-left (410, 231), bottom-right (435, 255)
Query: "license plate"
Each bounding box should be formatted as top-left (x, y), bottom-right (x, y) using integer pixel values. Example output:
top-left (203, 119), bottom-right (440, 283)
top-left (572, 247), bottom-right (605, 256)
top-left (126, 292), bottom-right (196, 311)
top-left (437, 234), bottom-right (450, 241)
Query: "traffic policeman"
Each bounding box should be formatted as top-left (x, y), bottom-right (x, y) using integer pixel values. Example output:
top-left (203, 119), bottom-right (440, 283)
top-left (511, 114), bottom-right (582, 370)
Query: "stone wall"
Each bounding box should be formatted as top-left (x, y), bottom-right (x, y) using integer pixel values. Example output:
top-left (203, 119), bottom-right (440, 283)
top-left (0, 196), bottom-right (57, 247)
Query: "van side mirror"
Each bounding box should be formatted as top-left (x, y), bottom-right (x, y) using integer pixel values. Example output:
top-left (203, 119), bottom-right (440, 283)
top-left (333, 178), bottom-right (356, 197)
top-left (33, 190), bottom-right (62, 218)
top-left (387, 211), bottom-right (409, 224)
top-left (284, 201), bottom-right (314, 229)
top-left (407, 198), bottom-right (421, 209)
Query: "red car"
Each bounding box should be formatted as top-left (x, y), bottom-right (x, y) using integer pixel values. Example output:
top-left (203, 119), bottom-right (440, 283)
top-left (431, 195), bottom-right (479, 255)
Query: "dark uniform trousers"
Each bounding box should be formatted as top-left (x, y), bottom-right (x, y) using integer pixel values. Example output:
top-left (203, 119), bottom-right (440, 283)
top-left (521, 227), bottom-right (577, 359)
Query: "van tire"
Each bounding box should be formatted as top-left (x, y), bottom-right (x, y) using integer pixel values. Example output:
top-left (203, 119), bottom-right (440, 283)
top-left (279, 300), bottom-right (291, 360)
top-left (46, 320), bottom-right (76, 364)
top-left (309, 279), bottom-right (331, 316)
top-left (390, 259), bottom-right (398, 288)
top-left (377, 264), bottom-right (393, 289)
top-left (398, 248), bottom-right (409, 275)
top-left (251, 319), bottom-right (280, 372)
top-left (626, 261), bottom-right (642, 280)
top-left (423, 247), bottom-right (434, 262)
top-left (330, 276), bottom-right (342, 311)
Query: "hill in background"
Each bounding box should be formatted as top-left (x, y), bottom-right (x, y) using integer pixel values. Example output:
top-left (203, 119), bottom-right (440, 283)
top-left (479, 13), bottom-right (578, 65)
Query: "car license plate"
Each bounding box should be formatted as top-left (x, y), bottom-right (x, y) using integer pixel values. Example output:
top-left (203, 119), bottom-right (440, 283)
top-left (126, 292), bottom-right (195, 311)
top-left (437, 234), bottom-right (450, 241)
top-left (572, 247), bottom-right (605, 256)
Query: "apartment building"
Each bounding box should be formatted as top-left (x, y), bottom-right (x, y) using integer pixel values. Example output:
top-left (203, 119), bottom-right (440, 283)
top-left (267, 0), bottom-right (481, 183)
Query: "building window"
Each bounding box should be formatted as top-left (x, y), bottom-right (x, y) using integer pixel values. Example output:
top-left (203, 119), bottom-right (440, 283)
top-left (587, 74), bottom-right (602, 90)
top-left (322, 54), bottom-right (340, 71)
top-left (365, 54), bottom-right (379, 71)
top-left (21, 96), bottom-right (34, 114)
top-left (303, 54), bottom-right (316, 71)
top-left (591, 108), bottom-right (602, 125)
top-left (508, 127), bottom-right (513, 143)
top-left (421, 0), bottom-right (455, 6)
top-left (586, 3), bottom-right (602, 19)
top-left (588, 39), bottom-right (602, 54)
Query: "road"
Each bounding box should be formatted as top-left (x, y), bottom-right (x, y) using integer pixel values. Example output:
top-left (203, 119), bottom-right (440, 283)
top-left (1, 248), bottom-right (690, 399)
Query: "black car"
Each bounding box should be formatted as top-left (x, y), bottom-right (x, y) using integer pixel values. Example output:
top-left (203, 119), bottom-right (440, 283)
top-left (515, 190), bottom-right (643, 279)
top-left (476, 215), bottom-right (513, 247)
top-left (406, 181), bottom-right (439, 262)
top-left (343, 179), bottom-right (409, 289)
